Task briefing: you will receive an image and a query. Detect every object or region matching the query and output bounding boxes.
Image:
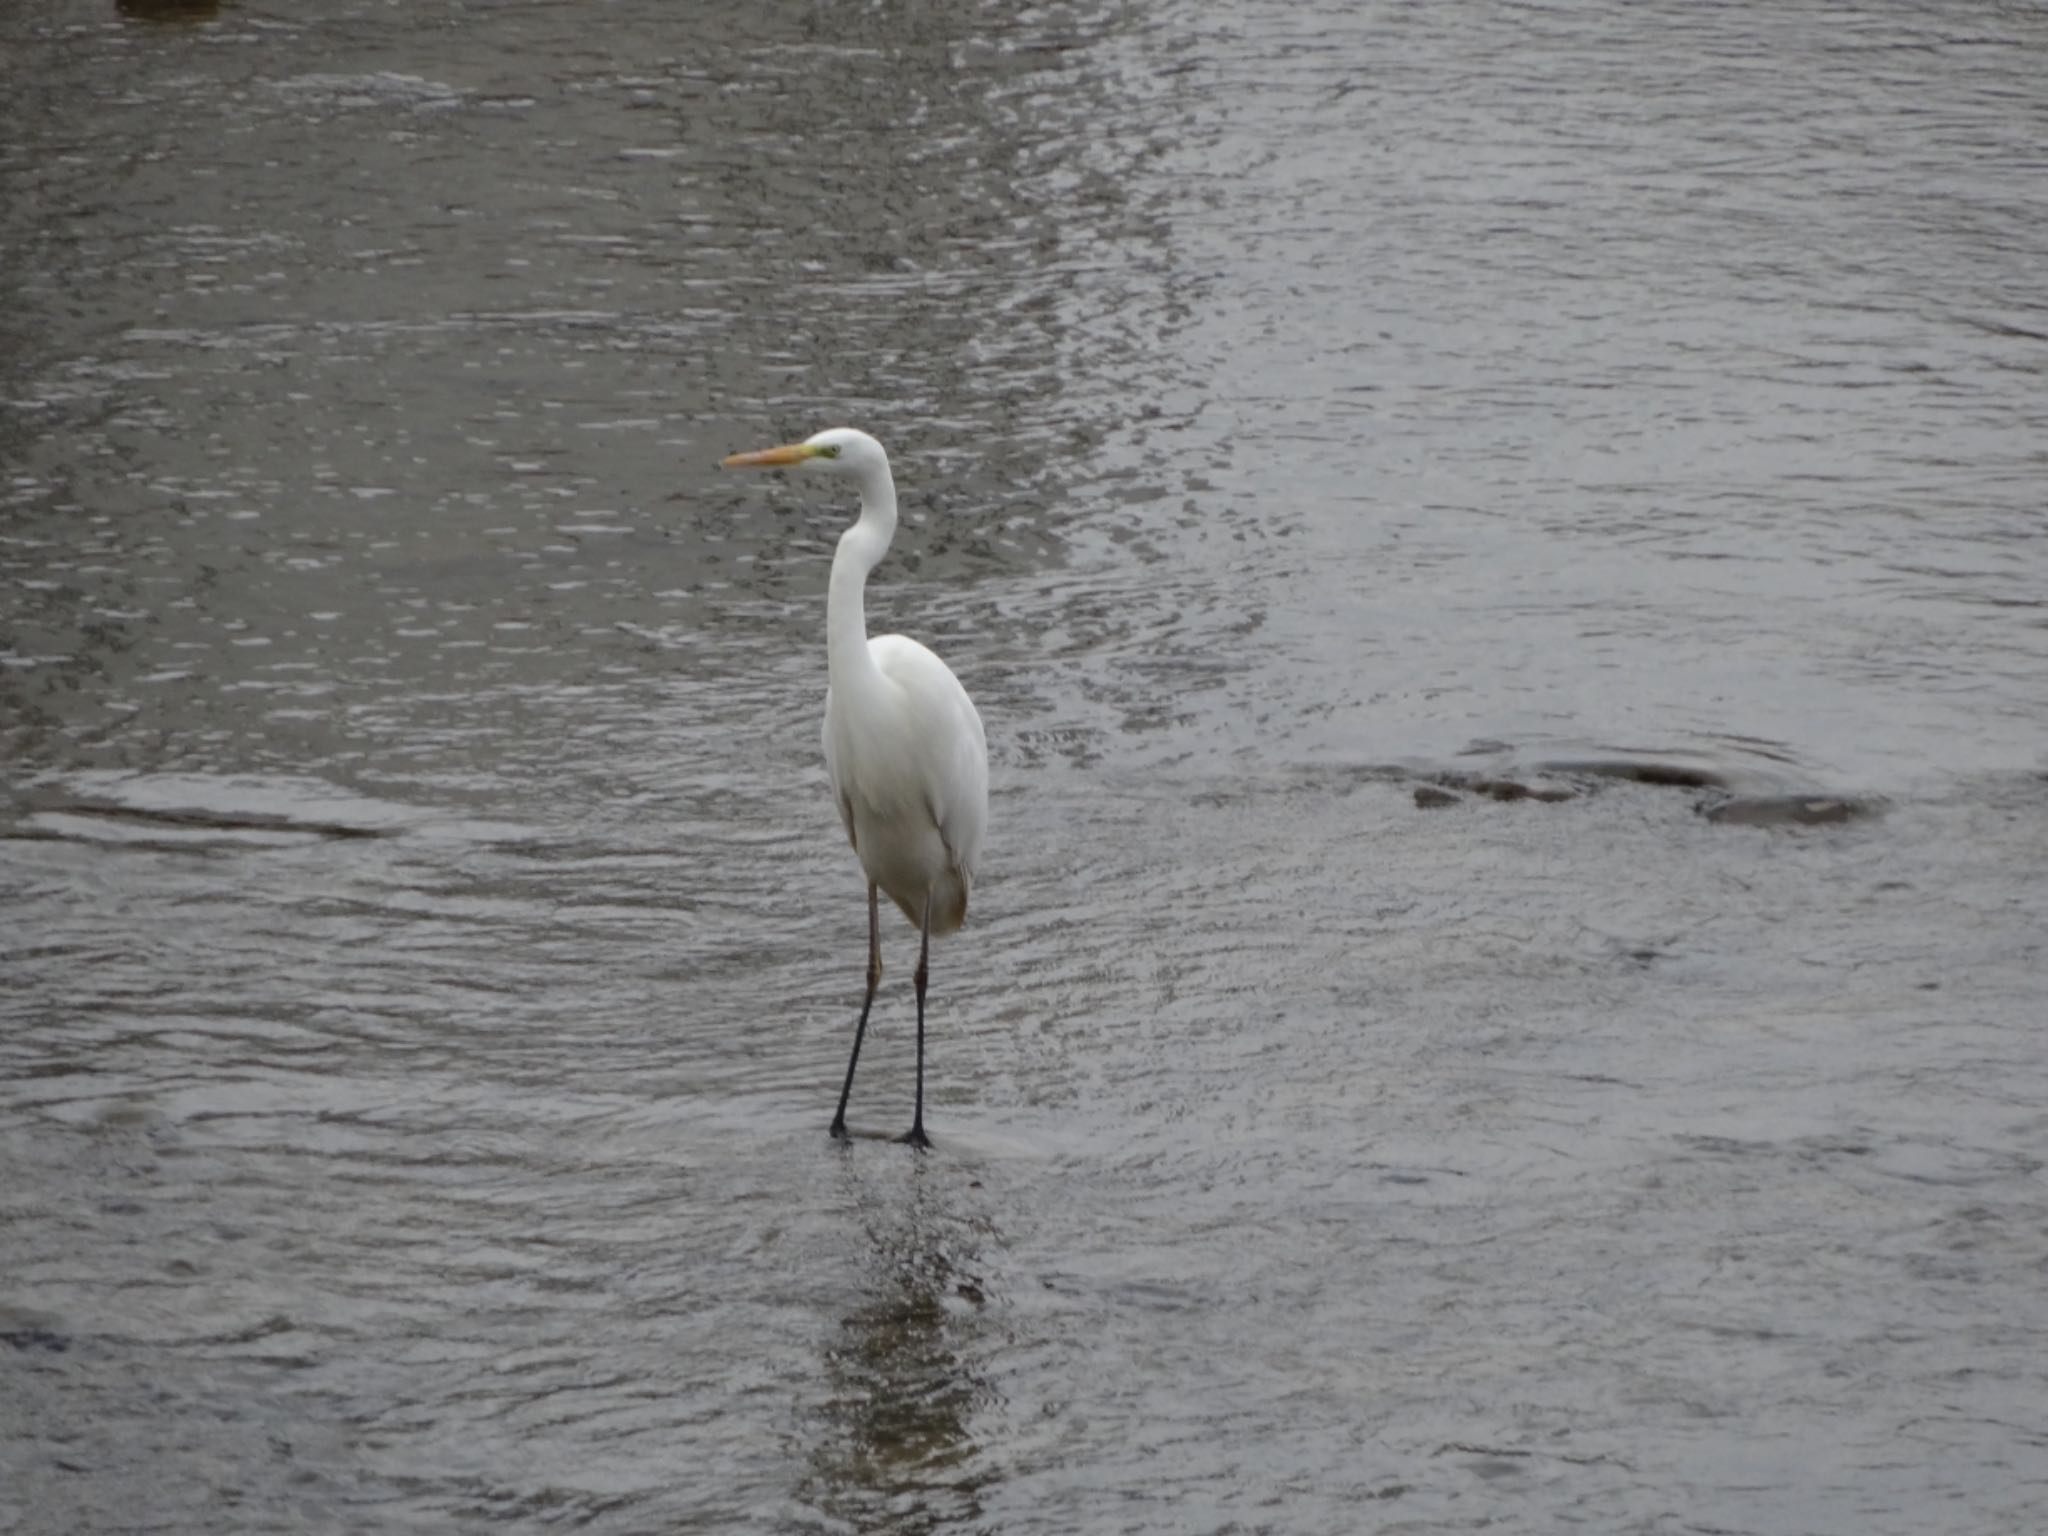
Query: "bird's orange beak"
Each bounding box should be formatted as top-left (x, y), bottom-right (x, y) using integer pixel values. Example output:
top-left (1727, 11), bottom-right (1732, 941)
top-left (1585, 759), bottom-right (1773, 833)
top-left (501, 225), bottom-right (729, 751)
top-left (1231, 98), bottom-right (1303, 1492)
top-left (721, 442), bottom-right (822, 469)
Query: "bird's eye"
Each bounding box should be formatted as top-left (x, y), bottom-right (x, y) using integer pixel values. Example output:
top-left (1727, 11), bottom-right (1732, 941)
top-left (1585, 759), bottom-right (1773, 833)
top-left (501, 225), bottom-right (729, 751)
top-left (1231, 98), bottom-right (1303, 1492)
top-left (818, 445), bottom-right (841, 459)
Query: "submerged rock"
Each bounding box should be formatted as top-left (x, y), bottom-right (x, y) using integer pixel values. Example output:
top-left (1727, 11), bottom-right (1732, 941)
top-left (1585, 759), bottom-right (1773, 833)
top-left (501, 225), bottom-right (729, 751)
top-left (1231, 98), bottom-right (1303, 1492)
top-left (1469, 777), bottom-right (1577, 803)
top-left (1397, 757), bottom-right (1870, 827)
top-left (1702, 795), bottom-right (1882, 828)
top-left (1541, 758), bottom-right (1731, 790)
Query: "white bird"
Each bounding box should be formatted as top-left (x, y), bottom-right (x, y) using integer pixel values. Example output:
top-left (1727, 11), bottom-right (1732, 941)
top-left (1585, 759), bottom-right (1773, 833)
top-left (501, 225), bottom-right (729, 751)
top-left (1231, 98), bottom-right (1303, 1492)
top-left (721, 427), bottom-right (989, 1149)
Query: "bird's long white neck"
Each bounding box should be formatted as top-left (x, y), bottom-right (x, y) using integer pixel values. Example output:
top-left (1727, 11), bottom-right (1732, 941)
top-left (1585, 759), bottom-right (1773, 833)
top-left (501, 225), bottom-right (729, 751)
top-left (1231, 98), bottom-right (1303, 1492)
top-left (827, 462), bottom-right (898, 697)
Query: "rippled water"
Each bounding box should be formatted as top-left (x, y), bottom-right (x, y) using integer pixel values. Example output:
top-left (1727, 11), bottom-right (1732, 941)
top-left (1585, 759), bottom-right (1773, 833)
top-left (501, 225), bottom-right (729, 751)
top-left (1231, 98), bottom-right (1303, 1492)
top-left (4, 1), bottom-right (2046, 1531)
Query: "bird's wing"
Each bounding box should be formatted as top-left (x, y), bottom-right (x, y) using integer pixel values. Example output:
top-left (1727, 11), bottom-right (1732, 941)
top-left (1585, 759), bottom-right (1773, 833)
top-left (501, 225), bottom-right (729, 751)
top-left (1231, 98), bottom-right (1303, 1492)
top-left (821, 694), bottom-right (857, 850)
top-left (869, 633), bottom-right (988, 879)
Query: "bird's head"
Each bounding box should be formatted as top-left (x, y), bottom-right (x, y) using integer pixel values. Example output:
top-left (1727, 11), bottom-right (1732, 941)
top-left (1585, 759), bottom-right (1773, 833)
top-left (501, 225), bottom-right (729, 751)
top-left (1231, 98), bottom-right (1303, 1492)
top-left (721, 426), bottom-right (888, 478)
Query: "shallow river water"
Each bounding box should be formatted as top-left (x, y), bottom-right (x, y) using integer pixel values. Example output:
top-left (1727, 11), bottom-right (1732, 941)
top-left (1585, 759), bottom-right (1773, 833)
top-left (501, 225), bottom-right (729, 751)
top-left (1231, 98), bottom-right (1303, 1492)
top-left (4, 1), bottom-right (2047, 1532)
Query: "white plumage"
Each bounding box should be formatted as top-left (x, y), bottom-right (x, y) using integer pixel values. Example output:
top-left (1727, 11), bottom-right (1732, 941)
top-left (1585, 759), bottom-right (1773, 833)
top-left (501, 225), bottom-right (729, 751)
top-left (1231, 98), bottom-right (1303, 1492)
top-left (824, 630), bottom-right (987, 934)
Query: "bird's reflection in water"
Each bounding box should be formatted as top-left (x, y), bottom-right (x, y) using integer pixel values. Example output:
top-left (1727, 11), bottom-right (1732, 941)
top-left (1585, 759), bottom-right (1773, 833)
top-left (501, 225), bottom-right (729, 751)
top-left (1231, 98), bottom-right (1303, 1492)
top-left (802, 1163), bottom-right (1003, 1535)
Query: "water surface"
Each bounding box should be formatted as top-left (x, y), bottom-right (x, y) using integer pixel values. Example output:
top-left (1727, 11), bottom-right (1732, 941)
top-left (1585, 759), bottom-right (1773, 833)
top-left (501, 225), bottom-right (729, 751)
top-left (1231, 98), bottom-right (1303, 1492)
top-left (4, 1), bottom-right (2046, 1531)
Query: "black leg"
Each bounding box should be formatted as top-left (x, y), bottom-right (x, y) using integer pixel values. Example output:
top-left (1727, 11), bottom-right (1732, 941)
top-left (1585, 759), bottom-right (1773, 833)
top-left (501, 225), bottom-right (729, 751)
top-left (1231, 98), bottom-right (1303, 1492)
top-left (830, 883), bottom-right (881, 1140)
top-left (899, 891), bottom-right (933, 1150)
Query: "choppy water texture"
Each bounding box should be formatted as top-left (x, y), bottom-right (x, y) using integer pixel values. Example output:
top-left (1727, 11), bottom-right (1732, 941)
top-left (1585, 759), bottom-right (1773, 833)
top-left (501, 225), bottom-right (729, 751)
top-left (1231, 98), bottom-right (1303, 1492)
top-left (4, 1), bottom-right (2047, 1531)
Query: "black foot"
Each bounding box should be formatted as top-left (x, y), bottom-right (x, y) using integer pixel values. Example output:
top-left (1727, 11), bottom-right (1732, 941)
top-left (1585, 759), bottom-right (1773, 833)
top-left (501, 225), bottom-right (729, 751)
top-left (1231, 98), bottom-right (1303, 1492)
top-left (829, 1118), bottom-right (851, 1142)
top-left (897, 1124), bottom-right (931, 1151)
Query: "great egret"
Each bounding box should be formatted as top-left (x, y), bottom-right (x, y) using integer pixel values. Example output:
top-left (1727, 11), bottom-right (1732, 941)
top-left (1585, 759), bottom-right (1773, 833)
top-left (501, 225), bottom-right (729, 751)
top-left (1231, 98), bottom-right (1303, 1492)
top-left (721, 427), bottom-right (989, 1149)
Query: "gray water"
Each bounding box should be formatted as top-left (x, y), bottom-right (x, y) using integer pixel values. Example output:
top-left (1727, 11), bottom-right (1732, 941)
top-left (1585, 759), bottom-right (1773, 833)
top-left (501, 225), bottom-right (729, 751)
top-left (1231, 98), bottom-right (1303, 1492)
top-left (4, 0), bottom-right (2047, 1531)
